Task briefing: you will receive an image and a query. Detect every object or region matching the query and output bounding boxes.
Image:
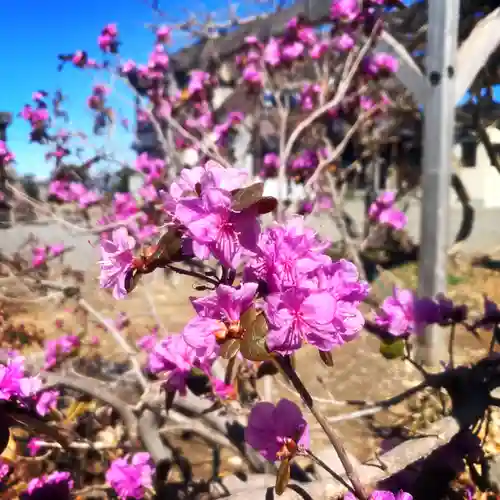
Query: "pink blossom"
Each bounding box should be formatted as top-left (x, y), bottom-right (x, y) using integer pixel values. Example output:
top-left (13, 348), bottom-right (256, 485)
top-left (333, 33), bottom-right (355, 51)
top-left (344, 491), bottom-right (412, 500)
top-left (310, 41), bottom-right (328, 59)
top-left (264, 38), bottom-right (281, 66)
top-left (36, 390), bottom-right (59, 416)
top-left (156, 25), bottom-right (171, 43)
top-left (368, 191), bottom-right (407, 230)
top-left (330, 0), bottom-right (360, 22)
top-left (265, 287), bottom-right (337, 353)
top-left (98, 227), bottom-right (136, 300)
top-left (28, 438), bottom-right (42, 456)
top-left (244, 216), bottom-right (331, 293)
top-left (171, 164), bottom-right (258, 268)
top-left (245, 399), bottom-right (309, 461)
top-left (79, 190), bottom-right (102, 209)
top-left (378, 207), bottom-right (408, 230)
top-left (147, 335), bottom-right (198, 394)
top-left (375, 288), bottom-right (415, 336)
top-left (26, 471), bottom-right (74, 498)
top-left (106, 453), bottom-right (153, 499)
top-left (181, 282), bottom-right (257, 359)
top-left (32, 247), bottom-right (47, 268)
top-left (367, 53), bottom-right (399, 76)
top-left (19, 375), bottom-right (42, 397)
top-left (281, 41), bottom-right (304, 61)
top-left (44, 335), bottom-right (80, 370)
top-left (212, 379), bottom-right (236, 400)
top-left (242, 65), bottom-right (262, 85)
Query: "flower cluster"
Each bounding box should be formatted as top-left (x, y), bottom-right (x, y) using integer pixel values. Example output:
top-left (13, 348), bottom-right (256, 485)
top-left (163, 161), bottom-right (258, 268)
top-left (0, 140), bottom-right (14, 167)
top-left (49, 180), bottom-right (102, 208)
top-left (44, 334), bottom-right (81, 370)
top-left (25, 471), bottom-right (74, 499)
top-left (0, 354), bottom-right (60, 417)
top-left (145, 333), bottom-right (213, 395)
top-left (97, 23), bottom-right (119, 53)
top-left (344, 491), bottom-right (412, 500)
top-left (368, 191), bottom-right (407, 230)
top-left (135, 152), bottom-right (167, 184)
top-left (31, 243), bottom-right (65, 268)
top-left (374, 287), bottom-right (470, 338)
top-left (105, 452), bottom-right (153, 499)
top-left (248, 218), bottom-right (368, 353)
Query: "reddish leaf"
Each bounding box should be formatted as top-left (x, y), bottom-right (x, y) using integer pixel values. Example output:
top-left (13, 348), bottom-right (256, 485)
top-left (219, 339), bottom-right (240, 359)
top-left (231, 183), bottom-right (265, 211)
top-left (240, 308), bottom-right (273, 362)
top-left (255, 196), bottom-right (278, 215)
top-left (275, 458), bottom-right (291, 496)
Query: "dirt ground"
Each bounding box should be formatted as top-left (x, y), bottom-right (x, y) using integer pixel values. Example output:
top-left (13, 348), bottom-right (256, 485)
top-left (2, 257), bottom-right (500, 475)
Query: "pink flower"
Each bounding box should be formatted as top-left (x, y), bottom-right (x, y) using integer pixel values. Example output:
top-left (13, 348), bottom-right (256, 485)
top-left (0, 356), bottom-right (36, 400)
top-left (106, 453), bottom-right (153, 499)
top-left (333, 33), bottom-right (355, 51)
top-left (79, 190), bottom-right (102, 209)
top-left (26, 471), bottom-right (74, 498)
top-left (244, 217), bottom-right (331, 293)
top-left (98, 227), bottom-right (136, 299)
top-left (242, 65), bottom-right (262, 85)
top-left (310, 41), bottom-right (328, 59)
top-left (245, 399), bottom-right (309, 461)
top-left (49, 243), bottom-right (65, 257)
top-left (368, 191), bottom-right (407, 230)
top-left (156, 25), bottom-right (171, 43)
top-left (192, 282), bottom-right (258, 321)
top-left (212, 379), bottom-right (236, 400)
top-left (281, 41), bottom-right (304, 61)
top-left (28, 438), bottom-right (42, 456)
top-left (181, 282), bottom-right (257, 358)
top-left (19, 375), bottom-right (42, 397)
top-left (375, 288), bottom-right (415, 336)
top-left (44, 335), bottom-right (80, 370)
top-left (344, 491), bottom-right (412, 500)
top-left (181, 316), bottom-right (224, 360)
top-left (0, 460), bottom-right (8, 480)
top-left (264, 38), bottom-right (281, 66)
top-left (174, 168), bottom-right (260, 268)
top-left (36, 390), bottom-right (59, 416)
top-left (378, 207), bottom-right (408, 230)
top-left (365, 53), bottom-right (399, 76)
top-left (330, 0), bottom-right (360, 22)
top-left (265, 287), bottom-right (337, 353)
top-left (32, 247), bottom-right (47, 268)
top-left (147, 335), bottom-right (197, 395)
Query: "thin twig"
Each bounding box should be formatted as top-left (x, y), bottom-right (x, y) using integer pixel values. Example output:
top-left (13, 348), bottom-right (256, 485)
top-left (78, 298), bottom-right (148, 390)
top-left (275, 356), bottom-right (368, 500)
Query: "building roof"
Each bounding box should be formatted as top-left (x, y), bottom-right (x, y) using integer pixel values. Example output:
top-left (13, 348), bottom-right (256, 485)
top-left (169, 0), bottom-right (500, 83)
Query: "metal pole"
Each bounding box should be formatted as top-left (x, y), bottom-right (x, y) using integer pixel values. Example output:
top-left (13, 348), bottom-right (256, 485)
top-left (416, 1), bottom-right (460, 366)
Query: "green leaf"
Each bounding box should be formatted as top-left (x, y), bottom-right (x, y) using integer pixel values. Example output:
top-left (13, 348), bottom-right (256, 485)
top-left (447, 274), bottom-right (464, 286)
top-left (379, 338), bottom-right (405, 359)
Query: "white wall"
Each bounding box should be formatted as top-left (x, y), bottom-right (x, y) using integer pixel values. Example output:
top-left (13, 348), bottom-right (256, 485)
top-left (452, 126), bottom-right (500, 208)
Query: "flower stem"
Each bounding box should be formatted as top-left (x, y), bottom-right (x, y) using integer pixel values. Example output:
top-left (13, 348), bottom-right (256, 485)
top-left (166, 264), bottom-right (219, 286)
top-left (275, 355), bottom-right (368, 500)
top-left (304, 449), bottom-right (355, 495)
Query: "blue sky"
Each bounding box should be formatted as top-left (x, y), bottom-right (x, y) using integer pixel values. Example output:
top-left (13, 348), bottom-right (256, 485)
top-left (0, 0), bottom-right (240, 178)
